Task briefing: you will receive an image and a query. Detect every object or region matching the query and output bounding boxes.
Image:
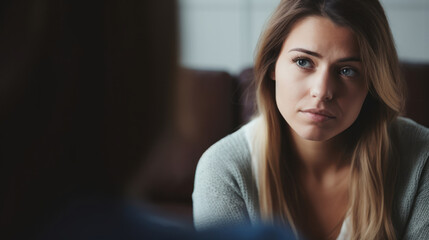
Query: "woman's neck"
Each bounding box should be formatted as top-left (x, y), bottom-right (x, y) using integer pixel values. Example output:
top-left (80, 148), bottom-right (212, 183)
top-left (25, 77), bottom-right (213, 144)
top-left (288, 128), bottom-right (351, 240)
top-left (289, 128), bottom-right (350, 180)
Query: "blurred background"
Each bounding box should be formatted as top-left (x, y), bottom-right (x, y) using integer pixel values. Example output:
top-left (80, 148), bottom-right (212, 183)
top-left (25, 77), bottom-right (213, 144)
top-left (179, 0), bottom-right (429, 74)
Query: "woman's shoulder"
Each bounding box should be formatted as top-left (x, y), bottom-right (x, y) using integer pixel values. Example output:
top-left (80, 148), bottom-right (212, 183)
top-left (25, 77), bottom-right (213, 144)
top-left (391, 117), bottom-right (429, 162)
top-left (393, 117), bottom-right (429, 140)
top-left (193, 119), bottom-right (261, 229)
top-left (196, 119), bottom-right (257, 174)
top-left (391, 118), bottom-right (429, 238)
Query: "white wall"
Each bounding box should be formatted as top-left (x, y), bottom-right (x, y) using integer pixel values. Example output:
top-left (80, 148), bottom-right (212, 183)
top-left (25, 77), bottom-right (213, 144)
top-left (179, 0), bottom-right (429, 74)
top-left (382, 0), bottom-right (429, 63)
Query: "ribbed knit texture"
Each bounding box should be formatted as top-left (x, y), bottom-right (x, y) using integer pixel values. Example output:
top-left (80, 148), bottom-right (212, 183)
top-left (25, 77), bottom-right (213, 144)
top-left (192, 117), bottom-right (429, 239)
top-left (392, 118), bottom-right (429, 239)
top-left (192, 122), bottom-right (260, 230)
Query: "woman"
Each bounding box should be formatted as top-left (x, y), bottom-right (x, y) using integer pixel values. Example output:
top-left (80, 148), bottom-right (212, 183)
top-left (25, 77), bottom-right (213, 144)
top-left (193, 0), bottom-right (429, 239)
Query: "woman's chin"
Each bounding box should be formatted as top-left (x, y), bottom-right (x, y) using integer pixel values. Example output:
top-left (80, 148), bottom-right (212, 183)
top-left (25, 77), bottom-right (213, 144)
top-left (290, 126), bottom-right (339, 142)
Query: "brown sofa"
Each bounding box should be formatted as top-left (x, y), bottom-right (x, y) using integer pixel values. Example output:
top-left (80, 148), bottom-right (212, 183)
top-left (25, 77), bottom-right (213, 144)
top-left (142, 62), bottom-right (429, 224)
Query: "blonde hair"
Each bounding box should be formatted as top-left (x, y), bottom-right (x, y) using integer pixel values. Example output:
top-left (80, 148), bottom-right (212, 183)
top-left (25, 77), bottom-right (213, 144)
top-left (253, 0), bottom-right (405, 239)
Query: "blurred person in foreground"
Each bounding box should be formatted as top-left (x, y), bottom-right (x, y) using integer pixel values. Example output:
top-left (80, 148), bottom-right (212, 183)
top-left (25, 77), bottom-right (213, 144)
top-left (0, 0), bottom-right (296, 239)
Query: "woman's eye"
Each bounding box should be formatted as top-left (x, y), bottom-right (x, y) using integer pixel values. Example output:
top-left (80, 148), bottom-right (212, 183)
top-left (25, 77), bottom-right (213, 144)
top-left (295, 59), bottom-right (312, 68)
top-left (339, 67), bottom-right (357, 77)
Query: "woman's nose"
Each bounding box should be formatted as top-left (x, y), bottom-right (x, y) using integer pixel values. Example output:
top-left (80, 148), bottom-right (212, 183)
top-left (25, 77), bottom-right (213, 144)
top-left (310, 68), bottom-right (334, 102)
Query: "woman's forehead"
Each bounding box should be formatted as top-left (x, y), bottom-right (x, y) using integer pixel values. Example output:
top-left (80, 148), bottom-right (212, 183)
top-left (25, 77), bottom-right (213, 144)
top-left (282, 16), bottom-right (360, 59)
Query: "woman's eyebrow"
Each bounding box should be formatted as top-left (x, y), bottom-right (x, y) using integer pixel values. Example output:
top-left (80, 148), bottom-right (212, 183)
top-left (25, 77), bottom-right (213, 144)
top-left (288, 48), bottom-right (361, 62)
top-left (289, 48), bottom-right (322, 58)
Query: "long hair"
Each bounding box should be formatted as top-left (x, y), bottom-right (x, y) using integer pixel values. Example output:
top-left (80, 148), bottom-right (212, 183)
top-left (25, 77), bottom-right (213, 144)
top-left (253, 0), bottom-right (404, 239)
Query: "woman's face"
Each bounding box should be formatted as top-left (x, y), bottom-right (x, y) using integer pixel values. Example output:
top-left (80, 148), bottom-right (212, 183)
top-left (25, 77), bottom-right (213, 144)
top-left (273, 16), bottom-right (368, 142)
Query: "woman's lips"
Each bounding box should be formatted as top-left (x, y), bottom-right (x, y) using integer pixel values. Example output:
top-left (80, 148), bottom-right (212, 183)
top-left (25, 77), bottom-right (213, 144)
top-left (299, 109), bottom-right (336, 122)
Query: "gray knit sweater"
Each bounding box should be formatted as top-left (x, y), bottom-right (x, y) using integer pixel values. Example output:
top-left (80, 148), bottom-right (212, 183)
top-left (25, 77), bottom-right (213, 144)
top-left (192, 117), bottom-right (429, 239)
